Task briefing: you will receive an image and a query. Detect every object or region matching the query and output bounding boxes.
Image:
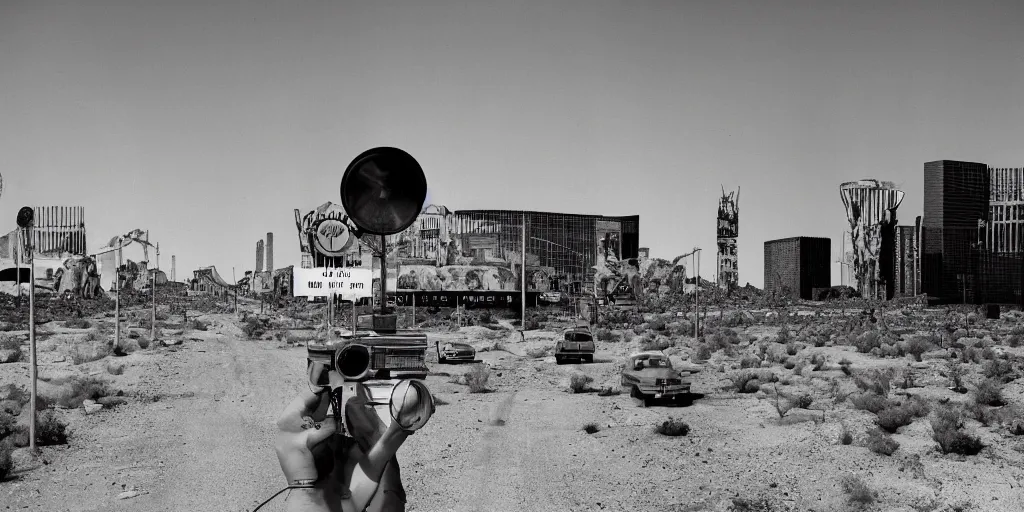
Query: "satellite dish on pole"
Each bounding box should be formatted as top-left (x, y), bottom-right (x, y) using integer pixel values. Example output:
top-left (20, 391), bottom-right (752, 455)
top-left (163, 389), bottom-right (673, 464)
top-left (340, 147), bottom-right (427, 236)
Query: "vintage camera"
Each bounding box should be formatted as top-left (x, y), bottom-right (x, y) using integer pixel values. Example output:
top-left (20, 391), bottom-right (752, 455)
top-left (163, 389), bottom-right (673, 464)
top-left (305, 147), bottom-right (433, 432)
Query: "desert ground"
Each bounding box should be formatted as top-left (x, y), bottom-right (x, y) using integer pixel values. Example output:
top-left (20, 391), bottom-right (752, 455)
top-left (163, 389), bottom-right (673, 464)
top-left (1, 292), bottom-right (1023, 512)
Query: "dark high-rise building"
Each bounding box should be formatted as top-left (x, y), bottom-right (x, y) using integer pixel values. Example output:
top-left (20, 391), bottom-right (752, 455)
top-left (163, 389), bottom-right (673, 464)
top-left (764, 237), bottom-right (831, 300)
top-left (921, 160), bottom-right (989, 304)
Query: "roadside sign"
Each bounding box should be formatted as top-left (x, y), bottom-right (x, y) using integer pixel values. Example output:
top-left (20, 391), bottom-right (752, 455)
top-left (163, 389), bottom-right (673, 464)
top-left (293, 267), bottom-right (372, 300)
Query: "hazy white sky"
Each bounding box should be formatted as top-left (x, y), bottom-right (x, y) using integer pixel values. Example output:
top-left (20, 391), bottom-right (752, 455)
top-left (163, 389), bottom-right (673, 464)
top-left (2, 0), bottom-right (1022, 287)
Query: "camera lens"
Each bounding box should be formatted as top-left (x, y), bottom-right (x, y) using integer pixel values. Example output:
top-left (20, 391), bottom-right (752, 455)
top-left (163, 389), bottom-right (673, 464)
top-left (336, 344), bottom-right (371, 380)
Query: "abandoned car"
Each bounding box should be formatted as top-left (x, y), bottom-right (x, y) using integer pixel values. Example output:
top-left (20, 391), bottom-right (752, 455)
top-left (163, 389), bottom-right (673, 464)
top-left (555, 326), bottom-right (595, 364)
top-left (435, 341), bottom-right (478, 364)
top-left (620, 352), bottom-right (694, 406)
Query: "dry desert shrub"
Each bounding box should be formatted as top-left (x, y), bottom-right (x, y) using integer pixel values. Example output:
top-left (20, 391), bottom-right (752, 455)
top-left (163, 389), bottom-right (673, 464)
top-left (850, 393), bottom-right (891, 414)
top-left (866, 427), bottom-right (900, 456)
top-left (36, 410), bottom-right (68, 446)
top-left (47, 375), bottom-right (112, 409)
top-left (904, 335), bottom-right (936, 362)
top-left (972, 378), bottom-right (1005, 406)
top-left (464, 364), bottom-right (490, 393)
top-left (568, 373), bottom-right (593, 394)
top-left (839, 474), bottom-right (876, 505)
top-left (982, 359), bottom-right (1017, 382)
top-left (655, 417), bottom-right (690, 437)
top-left (810, 353), bottom-right (827, 371)
top-left (876, 398), bottom-right (929, 433)
top-left (70, 342), bottom-right (111, 365)
top-left (189, 319), bottom-right (209, 331)
top-left (931, 405), bottom-right (984, 456)
top-left (854, 368), bottom-right (894, 397)
top-left (582, 422), bottom-right (600, 434)
top-left (731, 370), bottom-right (761, 394)
top-left (690, 342), bottom-right (713, 362)
top-left (740, 355), bottom-right (761, 369)
top-left (852, 331), bottom-right (883, 353)
top-left (593, 328), bottom-right (618, 342)
top-left (64, 317), bottom-right (91, 329)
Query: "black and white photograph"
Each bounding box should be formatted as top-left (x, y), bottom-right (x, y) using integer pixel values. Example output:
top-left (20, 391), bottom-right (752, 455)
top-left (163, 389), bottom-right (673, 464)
top-left (1, 1), bottom-right (1023, 511)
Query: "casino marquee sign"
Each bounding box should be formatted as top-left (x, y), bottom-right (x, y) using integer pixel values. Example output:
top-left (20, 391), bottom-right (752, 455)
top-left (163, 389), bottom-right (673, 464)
top-left (294, 202), bottom-right (360, 265)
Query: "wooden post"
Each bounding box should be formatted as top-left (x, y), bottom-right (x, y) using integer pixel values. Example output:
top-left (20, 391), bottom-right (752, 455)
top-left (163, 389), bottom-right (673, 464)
top-left (521, 212), bottom-right (526, 326)
top-left (151, 268), bottom-right (156, 342)
top-left (115, 243), bottom-right (122, 350)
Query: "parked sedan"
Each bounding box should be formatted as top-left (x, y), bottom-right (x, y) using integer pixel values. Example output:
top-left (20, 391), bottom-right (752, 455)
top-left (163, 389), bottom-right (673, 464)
top-left (620, 352), bottom-right (694, 407)
top-left (435, 341), bottom-right (479, 364)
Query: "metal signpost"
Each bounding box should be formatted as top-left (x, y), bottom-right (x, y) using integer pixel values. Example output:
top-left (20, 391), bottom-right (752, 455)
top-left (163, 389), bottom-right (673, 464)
top-left (16, 207), bottom-right (37, 452)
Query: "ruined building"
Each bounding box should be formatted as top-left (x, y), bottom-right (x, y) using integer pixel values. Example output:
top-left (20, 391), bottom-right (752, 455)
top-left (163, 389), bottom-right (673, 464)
top-left (840, 180), bottom-right (905, 300)
top-left (717, 186), bottom-right (739, 291)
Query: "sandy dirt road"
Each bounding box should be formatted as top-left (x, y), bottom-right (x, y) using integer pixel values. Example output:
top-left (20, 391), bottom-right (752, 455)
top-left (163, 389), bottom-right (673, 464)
top-left (4, 314), bottom-right (1024, 512)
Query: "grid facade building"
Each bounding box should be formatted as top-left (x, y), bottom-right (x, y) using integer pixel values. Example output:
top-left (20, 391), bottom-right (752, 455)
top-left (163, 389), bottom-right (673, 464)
top-left (985, 168), bottom-right (1024, 253)
top-left (764, 237), bottom-right (831, 300)
top-left (894, 222), bottom-right (921, 297)
top-left (921, 160), bottom-right (990, 304)
top-left (452, 210), bottom-right (640, 293)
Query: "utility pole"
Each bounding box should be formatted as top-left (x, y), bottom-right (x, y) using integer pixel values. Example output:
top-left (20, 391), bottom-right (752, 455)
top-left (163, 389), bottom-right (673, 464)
top-left (520, 212), bottom-right (528, 327)
top-left (115, 241), bottom-right (122, 351)
top-left (232, 267), bottom-right (237, 314)
top-left (24, 223), bottom-right (37, 453)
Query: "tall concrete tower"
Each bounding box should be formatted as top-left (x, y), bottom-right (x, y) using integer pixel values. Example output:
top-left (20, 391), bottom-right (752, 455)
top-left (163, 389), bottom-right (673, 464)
top-left (256, 240), bottom-right (265, 273)
top-left (266, 232), bottom-right (274, 272)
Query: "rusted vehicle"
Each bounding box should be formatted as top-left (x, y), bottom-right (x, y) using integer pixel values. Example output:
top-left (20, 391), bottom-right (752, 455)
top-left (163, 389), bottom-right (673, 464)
top-left (620, 352), bottom-right (694, 406)
top-left (555, 326), bottom-right (595, 364)
top-left (435, 341), bottom-right (479, 364)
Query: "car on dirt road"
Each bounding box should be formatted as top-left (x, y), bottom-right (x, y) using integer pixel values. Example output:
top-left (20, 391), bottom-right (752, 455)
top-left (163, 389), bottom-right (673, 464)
top-left (621, 352), bottom-right (693, 407)
top-left (435, 341), bottom-right (479, 364)
top-left (555, 326), bottom-right (595, 364)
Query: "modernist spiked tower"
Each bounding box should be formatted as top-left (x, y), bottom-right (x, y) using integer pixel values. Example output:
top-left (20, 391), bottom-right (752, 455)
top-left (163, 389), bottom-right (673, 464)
top-left (840, 180), bottom-right (905, 300)
top-left (717, 186), bottom-right (739, 291)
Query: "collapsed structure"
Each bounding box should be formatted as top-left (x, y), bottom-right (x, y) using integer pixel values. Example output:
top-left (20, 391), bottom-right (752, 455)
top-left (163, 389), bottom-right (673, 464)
top-left (840, 180), bottom-right (905, 300)
top-left (717, 186), bottom-right (739, 291)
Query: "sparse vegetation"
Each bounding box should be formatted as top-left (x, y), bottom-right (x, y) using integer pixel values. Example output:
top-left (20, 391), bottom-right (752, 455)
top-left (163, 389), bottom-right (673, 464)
top-left (64, 317), bottom-right (91, 329)
top-left (839, 425), bottom-right (853, 445)
top-left (47, 375), bottom-right (112, 409)
top-left (70, 343), bottom-right (112, 365)
top-left (655, 417), bottom-right (690, 437)
top-left (36, 410), bottom-right (68, 445)
top-left (189, 319), bottom-right (209, 331)
top-left (582, 422), bottom-right (600, 434)
top-left (840, 474), bottom-right (876, 505)
top-left (972, 378), bottom-right (1004, 406)
top-left (931, 405), bottom-right (984, 455)
top-left (568, 373), bottom-right (593, 394)
top-left (865, 427), bottom-right (900, 456)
